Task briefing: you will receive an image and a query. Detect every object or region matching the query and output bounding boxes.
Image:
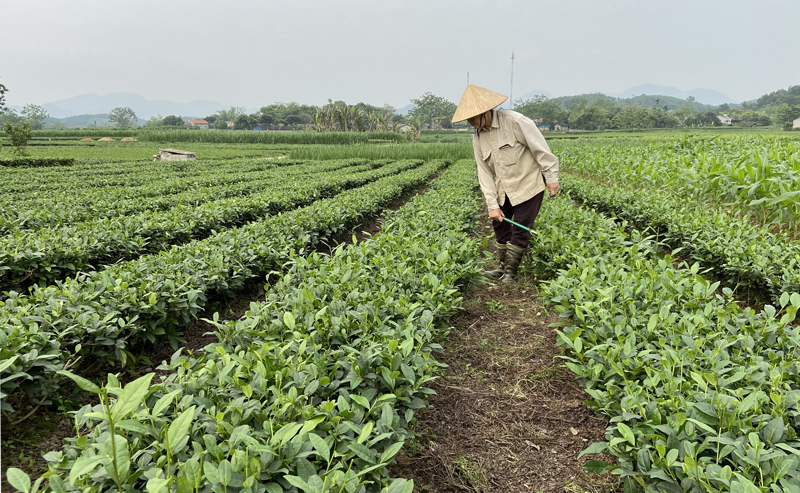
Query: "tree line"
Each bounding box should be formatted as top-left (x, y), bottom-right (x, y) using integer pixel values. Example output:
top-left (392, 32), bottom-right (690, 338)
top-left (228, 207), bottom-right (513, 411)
top-left (3, 75), bottom-right (798, 134)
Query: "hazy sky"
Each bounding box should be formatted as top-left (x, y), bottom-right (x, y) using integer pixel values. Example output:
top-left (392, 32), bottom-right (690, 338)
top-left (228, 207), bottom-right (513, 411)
top-left (2, 0), bottom-right (798, 108)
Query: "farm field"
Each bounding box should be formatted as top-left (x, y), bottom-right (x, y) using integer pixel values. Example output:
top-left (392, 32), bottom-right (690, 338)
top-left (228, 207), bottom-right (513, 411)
top-left (3, 132), bottom-right (800, 492)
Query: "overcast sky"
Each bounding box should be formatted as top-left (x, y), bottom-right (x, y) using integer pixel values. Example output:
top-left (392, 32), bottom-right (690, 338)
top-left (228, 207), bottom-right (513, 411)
top-left (2, 0), bottom-right (798, 109)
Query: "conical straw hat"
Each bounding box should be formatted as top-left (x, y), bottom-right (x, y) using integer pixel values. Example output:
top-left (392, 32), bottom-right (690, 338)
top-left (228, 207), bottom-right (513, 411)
top-left (451, 84), bottom-right (508, 123)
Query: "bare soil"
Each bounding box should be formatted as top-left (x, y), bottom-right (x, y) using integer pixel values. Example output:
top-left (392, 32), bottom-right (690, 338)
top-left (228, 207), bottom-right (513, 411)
top-left (391, 218), bottom-right (619, 493)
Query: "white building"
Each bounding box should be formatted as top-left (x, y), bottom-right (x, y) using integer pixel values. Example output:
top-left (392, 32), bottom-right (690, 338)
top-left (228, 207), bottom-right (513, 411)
top-left (186, 119), bottom-right (209, 129)
top-left (716, 114), bottom-right (732, 126)
top-left (794, 117), bottom-right (800, 129)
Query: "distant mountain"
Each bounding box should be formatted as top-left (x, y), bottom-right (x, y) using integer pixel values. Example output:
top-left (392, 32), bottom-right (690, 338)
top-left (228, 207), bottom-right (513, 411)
top-left (611, 84), bottom-right (737, 106)
top-left (42, 113), bottom-right (148, 128)
top-left (395, 103), bottom-right (415, 116)
top-left (515, 89), bottom-right (554, 102)
top-left (40, 93), bottom-right (227, 119)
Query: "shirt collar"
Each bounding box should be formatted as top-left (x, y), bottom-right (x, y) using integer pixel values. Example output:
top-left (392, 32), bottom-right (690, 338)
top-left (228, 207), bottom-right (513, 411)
top-left (477, 109), bottom-right (499, 133)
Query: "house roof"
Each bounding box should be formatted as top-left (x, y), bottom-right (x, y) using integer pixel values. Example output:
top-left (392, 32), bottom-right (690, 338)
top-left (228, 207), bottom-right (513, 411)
top-left (158, 148), bottom-right (196, 155)
top-left (189, 119), bottom-right (208, 124)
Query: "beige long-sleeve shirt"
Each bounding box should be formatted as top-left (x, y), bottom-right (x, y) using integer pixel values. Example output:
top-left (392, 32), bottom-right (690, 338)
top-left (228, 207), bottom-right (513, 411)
top-left (473, 109), bottom-right (560, 211)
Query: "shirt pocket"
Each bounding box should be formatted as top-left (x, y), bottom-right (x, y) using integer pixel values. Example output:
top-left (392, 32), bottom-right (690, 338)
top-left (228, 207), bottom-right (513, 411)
top-left (481, 146), bottom-right (492, 163)
top-left (498, 141), bottom-right (523, 165)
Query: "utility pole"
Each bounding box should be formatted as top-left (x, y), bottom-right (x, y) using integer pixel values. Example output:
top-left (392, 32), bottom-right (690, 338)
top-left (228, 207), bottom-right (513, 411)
top-left (509, 52), bottom-right (515, 110)
top-left (467, 71), bottom-right (469, 85)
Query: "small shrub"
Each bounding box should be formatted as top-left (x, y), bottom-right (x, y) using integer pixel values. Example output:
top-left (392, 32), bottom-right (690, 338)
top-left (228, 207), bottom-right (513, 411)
top-left (3, 122), bottom-right (33, 156)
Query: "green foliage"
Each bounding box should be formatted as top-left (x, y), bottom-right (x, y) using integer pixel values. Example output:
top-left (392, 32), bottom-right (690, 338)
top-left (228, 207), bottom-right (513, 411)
top-left (0, 158), bottom-right (356, 232)
top-left (515, 94), bottom-right (568, 127)
top-left (144, 114), bottom-right (163, 127)
top-left (0, 160), bottom-right (420, 290)
top-left (0, 160), bottom-right (447, 415)
top-left (20, 104), bottom-right (49, 130)
top-left (0, 77), bottom-right (7, 108)
top-left (524, 193), bottom-right (800, 492)
top-left (289, 142), bottom-right (473, 161)
top-left (0, 157), bottom-right (75, 168)
top-left (136, 129), bottom-right (405, 145)
top-left (408, 92), bottom-right (457, 129)
top-left (755, 85), bottom-right (800, 111)
top-left (107, 107), bottom-right (137, 128)
top-left (3, 122), bottom-right (33, 156)
top-left (6, 160), bottom-right (481, 493)
top-left (161, 115), bottom-right (183, 126)
top-left (557, 136), bottom-right (800, 228)
top-left (233, 114), bottom-right (251, 131)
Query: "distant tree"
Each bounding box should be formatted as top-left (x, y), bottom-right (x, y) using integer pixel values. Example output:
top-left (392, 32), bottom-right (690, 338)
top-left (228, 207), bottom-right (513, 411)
top-left (673, 102), bottom-right (696, 123)
top-left (775, 104), bottom-right (800, 124)
top-left (515, 95), bottom-right (566, 127)
top-left (162, 115), bottom-right (184, 126)
top-left (214, 120), bottom-right (229, 130)
top-left (20, 104), bottom-right (50, 130)
top-left (615, 105), bottom-right (653, 129)
top-left (686, 96), bottom-right (696, 102)
top-left (214, 106), bottom-right (246, 123)
top-left (108, 107), bottom-right (137, 128)
top-left (3, 122), bottom-right (33, 156)
top-left (0, 78), bottom-right (7, 109)
top-left (0, 107), bottom-right (21, 126)
top-left (233, 114), bottom-right (251, 130)
top-left (408, 92), bottom-right (457, 129)
top-left (565, 97), bottom-right (614, 129)
top-left (145, 114), bottom-right (164, 127)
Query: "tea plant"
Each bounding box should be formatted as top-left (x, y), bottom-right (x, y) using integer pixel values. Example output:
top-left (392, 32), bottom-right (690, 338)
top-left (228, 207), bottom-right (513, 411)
top-left (1, 161), bottom-right (446, 417)
top-left (5, 160), bottom-right (482, 493)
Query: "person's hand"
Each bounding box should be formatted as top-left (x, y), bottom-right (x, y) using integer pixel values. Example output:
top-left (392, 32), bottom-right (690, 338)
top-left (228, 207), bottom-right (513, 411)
top-left (489, 208), bottom-right (505, 222)
top-left (547, 182), bottom-right (560, 198)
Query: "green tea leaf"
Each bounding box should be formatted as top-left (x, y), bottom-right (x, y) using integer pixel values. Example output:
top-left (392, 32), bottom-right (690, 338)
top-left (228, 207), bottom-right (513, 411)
top-left (577, 441), bottom-right (608, 458)
top-left (309, 434), bottom-right (331, 464)
top-left (347, 442), bottom-right (376, 463)
top-left (7, 468), bottom-right (31, 493)
top-left (113, 373), bottom-right (154, 419)
top-left (115, 419), bottom-right (154, 436)
top-left (379, 441), bottom-right (404, 464)
top-left (299, 416), bottom-right (325, 437)
top-left (358, 421), bottom-right (374, 444)
top-left (104, 434), bottom-right (130, 484)
top-left (387, 478), bottom-right (414, 493)
top-left (47, 475), bottom-right (66, 493)
top-left (57, 370), bottom-right (101, 395)
top-left (617, 422), bottom-right (635, 446)
top-left (69, 455), bottom-right (108, 485)
top-left (152, 389), bottom-right (182, 417)
top-left (582, 460), bottom-right (613, 474)
top-left (296, 457), bottom-right (316, 482)
top-left (146, 476), bottom-right (169, 493)
top-left (284, 475), bottom-right (311, 492)
top-left (283, 312), bottom-right (296, 330)
top-left (183, 458), bottom-right (201, 487)
top-left (350, 394), bottom-right (370, 409)
top-left (166, 405), bottom-right (196, 454)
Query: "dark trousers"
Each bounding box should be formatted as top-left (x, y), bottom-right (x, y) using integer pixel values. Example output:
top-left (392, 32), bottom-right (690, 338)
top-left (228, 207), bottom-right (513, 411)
top-left (492, 192), bottom-right (545, 248)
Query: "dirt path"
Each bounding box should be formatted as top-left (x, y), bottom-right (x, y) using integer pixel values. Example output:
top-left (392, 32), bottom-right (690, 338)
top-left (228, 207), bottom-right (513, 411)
top-left (392, 221), bottom-right (618, 493)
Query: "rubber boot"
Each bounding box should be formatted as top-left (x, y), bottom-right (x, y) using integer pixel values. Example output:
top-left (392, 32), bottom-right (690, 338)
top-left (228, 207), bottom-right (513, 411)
top-left (483, 243), bottom-right (507, 278)
top-left (500, 244), bottom-right (526, 284)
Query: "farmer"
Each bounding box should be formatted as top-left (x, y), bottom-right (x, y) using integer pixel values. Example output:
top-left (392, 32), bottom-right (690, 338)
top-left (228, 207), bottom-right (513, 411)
top-left (452, 84), bottom-right (560, 283)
